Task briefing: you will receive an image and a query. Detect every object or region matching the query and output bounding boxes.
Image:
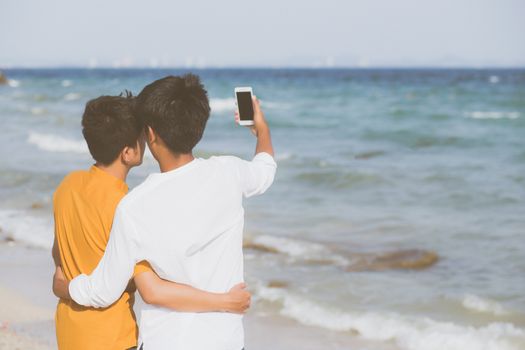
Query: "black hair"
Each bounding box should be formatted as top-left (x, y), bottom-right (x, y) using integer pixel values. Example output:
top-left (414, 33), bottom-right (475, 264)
top-left (81, 92), bottom-right (143, 165)
top-left (135, 74), bottom-right (210, 154)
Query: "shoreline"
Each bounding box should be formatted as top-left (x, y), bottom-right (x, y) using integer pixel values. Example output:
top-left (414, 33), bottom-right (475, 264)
top-left (0, 242), bottom-right (382, 350)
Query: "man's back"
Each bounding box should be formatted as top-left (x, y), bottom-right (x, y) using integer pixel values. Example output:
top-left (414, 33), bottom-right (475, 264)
top-left (129, 156), bottom-right (245, 349)
top-left (128, 154), bottom-right (275, 349)
top-left (54, 166), bottom-right (138, 350)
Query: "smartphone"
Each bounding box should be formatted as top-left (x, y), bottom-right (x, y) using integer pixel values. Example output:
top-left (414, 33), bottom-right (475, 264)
top-left (235, 87), bottom-right (254, 126)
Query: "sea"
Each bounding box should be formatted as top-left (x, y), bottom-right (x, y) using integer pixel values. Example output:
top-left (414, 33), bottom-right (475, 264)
top-left (0, 68), bottom-right (524, 350)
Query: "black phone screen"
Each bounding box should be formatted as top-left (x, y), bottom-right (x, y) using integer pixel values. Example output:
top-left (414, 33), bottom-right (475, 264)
top-left (236, 91), bottom-right (254, 121)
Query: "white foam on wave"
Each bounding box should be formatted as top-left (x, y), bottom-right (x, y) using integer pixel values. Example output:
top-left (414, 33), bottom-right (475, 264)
top-left (210, 98), bottom-right (236, 113)
top-left (64, 92), bottom-right (81, 101)
top-left (0, 210), bottom-right (53, 249)
top-left (258, 100), bottom-right (289, 109)
top-left (30, 107), bottom-right (46, 115)
top-left (28, 132), bottom-right (88, 153)
top-left (251, 235), bottom-right (348, 265)
top-left (26, 132), bottom-right (159, 160)
top-left (462, 294), bottom-right (509, 316)
top-left (257, 286), bottom-right (525, 350)
top-left (275, 152), bottom-right (293, 161)
top-left (464, 111), bottom-right (520, 120)
top-left (489, 75), bottom-right (500, 84)
top-left (7, 79), bottom-right (20, 87)
top-left (254, 235), bottom-right (327, 256)
top-left (61, 80), bottom-right (73, 87)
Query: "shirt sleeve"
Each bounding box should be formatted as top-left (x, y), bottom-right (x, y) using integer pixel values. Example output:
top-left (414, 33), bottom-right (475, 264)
top-left (234, 152), bottom-right (277, 198)
top-left (69, 205), bottom-right (140, 308)
top-left (133, 260), bottom-right (153, 277)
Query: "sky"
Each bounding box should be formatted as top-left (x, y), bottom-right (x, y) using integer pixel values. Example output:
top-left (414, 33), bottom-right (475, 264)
top-left (1, 0), bottom-right (524, 68)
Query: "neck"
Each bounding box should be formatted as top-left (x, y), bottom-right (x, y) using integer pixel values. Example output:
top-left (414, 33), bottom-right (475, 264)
top-left (95, 162), bottom-right (130, 182)
top-left (157, 150), bottom-right (194, 173)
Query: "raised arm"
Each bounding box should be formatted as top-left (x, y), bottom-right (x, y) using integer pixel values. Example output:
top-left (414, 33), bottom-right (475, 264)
top-left (68, 206), bottom-right (139, 308)
top-left (134, 269), bottom-right (251, 314)
top-left (234, 96), bottom-right (277, 198)
top-left (235, 95), bottom-right (274, 156)
top-left (251, 96), bottom-right (274, 157)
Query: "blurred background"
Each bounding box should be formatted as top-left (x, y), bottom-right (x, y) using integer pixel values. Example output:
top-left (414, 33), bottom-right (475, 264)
top-left (0, 1), bottom-right (524, 349)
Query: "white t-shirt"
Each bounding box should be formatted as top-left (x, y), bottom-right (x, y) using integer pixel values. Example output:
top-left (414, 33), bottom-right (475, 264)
top-left (69, 152), bottom-right (277, 350)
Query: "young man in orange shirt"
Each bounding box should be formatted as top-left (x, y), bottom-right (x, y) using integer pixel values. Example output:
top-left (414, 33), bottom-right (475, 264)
top-left (51, 94), bottom-right (250, 350)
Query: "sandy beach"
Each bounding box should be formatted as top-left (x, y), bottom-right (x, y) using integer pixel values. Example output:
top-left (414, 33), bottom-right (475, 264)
top-left (0, 241), bottom-right (393, 350)
top-left (1, 68), bottom-right (524, 350)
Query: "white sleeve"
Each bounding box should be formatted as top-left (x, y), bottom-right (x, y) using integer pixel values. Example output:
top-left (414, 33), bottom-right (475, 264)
top-left (234, 152), bottom-right (277, 198)
top-left (68, 205), bottom-right (140, 308)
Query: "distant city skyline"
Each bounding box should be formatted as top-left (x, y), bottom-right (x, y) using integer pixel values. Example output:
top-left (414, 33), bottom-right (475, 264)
top-left (1, 0), bottom-right (524, 68)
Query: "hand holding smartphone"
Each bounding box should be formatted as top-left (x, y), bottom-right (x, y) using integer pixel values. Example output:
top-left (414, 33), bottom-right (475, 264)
top-left (234, 87), bottom-right (274, 156)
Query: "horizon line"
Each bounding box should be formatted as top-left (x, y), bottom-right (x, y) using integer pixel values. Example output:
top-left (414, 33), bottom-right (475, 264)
top-left (2, 65), bottom-right (525, 70)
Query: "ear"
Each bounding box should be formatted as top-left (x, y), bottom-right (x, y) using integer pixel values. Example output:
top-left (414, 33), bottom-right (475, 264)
top-left (120, 145), bottom-right (136, 165)
top-left (146, 126), bottom-right (157, 144)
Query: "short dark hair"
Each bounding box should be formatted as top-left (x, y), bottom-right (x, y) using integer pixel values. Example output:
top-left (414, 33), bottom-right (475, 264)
top-left (135, 74), bottom-right (210, 154)
top-left (82, 93), bottom-right (143, 165)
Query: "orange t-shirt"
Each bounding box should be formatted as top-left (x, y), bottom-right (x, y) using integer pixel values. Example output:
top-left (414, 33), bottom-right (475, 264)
top-left (53, 166), bottom-right (151, 350)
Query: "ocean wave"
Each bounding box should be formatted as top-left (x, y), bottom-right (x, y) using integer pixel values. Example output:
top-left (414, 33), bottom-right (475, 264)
top-left (362, 128), bottom-right (485, 149)
top-left (464, 111), bottom-right (520, 120)
top-left (7, 79), bottom-right (20, 87)
top-left (26, 132), bottom-right (159, 160)
top-left (295, 170), bottom-right (384, 189)
top-left (61, 80), bottom-right (73, 87)
top-left (245, 235), bottom-right (438, 271)
top-left (247, 235), bottom-right (349, 266)
top-left (27, 132), bottom-right (88, 153)
top-left (30, 107), bottom-right (46, 115)
top-left (63, 92), bottom-right (81, 101)
top-left (489, 75), bottom-right (500, 84)
top-left (256, 286), bottom-right (525, 350)
top-left (0, 210), bottom-right (53, 249)
top-left (261, 101), bottom-right (289, 109)
top-left (0, 169), bottom-right (32, 188)
top-left (275, 152), bottom-right (293, 161)
top-left (210, 98), bottom-right (236, 112)
top-left (462, 294), bottom-right (509, 316)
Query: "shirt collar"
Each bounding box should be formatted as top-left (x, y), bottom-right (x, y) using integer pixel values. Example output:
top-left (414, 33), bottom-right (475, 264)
top-left (89, 165), bottom-right (129, 193)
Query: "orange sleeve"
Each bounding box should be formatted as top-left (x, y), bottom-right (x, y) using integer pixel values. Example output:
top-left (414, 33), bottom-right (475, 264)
top-left (133, 260), bottom-right (153, 277)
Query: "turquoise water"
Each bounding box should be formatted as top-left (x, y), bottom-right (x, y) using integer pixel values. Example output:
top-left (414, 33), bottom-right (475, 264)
top-left (1, 68), bottom-right (524, 349)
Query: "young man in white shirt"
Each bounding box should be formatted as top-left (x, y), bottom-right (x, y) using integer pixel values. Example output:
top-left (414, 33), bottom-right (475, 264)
top-left (58, 74), bottom-right (276, 350)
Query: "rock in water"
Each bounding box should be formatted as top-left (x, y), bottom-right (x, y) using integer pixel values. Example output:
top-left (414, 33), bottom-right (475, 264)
top-left (0, 72), bottom-right (7, 85)
top-left (355, 150), bottom-right (385, 160)
top-left (31, 202), bottom-right (44, 209)
top-left (267, 280), bottom-right (289, 288)
top-left (243, 240), bottom-right (279, 253)
top-left (346, 249), bottom-right (439, 272)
